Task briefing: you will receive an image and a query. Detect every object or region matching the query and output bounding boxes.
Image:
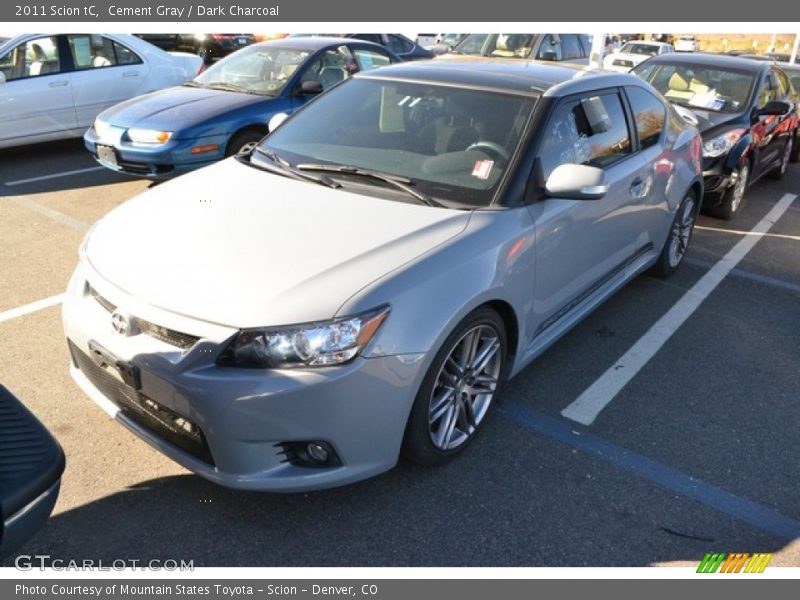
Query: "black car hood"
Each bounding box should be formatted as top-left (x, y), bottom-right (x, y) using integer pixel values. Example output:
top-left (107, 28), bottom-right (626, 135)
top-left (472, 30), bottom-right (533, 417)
top-left (678, 105), bottom-right (746, 139)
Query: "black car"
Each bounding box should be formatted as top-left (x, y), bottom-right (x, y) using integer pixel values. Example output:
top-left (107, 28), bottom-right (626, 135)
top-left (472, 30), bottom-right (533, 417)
top-left (136, 33), bottom-right (256, 64)
top-left (346, 34), bottom-right (434, 61)
top-left (133, 33), bottom-right (182, 51)
top-left (0, 385), bottom-right (65, 559)
top-left (450, 33), bottom-right (592, 64)
top-left (633, 53), bottom-right (799, 219)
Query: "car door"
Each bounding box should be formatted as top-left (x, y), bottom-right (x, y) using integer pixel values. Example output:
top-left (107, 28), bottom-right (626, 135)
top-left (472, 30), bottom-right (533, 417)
top-left (66, 34), bottom-right (149, 128)
top-left (750, 69), bottom-right (787, 178)
top-left (526, 90), bottom-right (649, 338)
top-left (0, 35), bottom-right (76, 145)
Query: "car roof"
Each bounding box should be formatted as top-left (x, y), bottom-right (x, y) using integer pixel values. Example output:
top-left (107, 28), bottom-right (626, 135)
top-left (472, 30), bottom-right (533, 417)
top-left (355, 57), bottom-right (644, 96)
top-left (641, 52), bottom-right (768, 73)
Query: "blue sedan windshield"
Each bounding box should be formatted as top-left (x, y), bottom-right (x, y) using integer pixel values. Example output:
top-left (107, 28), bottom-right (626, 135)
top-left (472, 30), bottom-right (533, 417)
top-left (193, 45), bottom-right (312, 96)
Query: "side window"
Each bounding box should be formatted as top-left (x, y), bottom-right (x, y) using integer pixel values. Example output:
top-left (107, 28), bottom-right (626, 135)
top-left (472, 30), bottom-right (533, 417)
top-left (536, 35), bottom-right (563, 61)
top-left (626, 87), bottom-right (666, 150)
top-left (456, 34), bottom-right (489, 55)
top-left (774, 70), bottom-right (790, 98)
top-left (539, 92), bottom-right (632, 179)
top-left (579, 35), bottom-right (592, 56)
top-left (757, 73), bottom-right (778, 108)
top-left (386, 35), bottom-right (414, 55)
top-left (561, 35), bottom-right (583, 61)
top-left (300, 47), bottom-right (351, 91)
top-left (112, 41), bottom-right (143, 66)
top-left (0, 36), bottom-right (61, 81)
top-left (352, 48), bottom-right (391, 72)
top-left (68, 34), bottom-right (118, 69)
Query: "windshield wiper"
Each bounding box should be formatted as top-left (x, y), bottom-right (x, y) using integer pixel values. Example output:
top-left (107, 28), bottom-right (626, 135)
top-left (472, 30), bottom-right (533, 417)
top-left (249, 147), bottom-right (341, 189)
top-left (296, 163), bottom-right (443, 207)
top-left (207, 82), bottom-right (249, 93)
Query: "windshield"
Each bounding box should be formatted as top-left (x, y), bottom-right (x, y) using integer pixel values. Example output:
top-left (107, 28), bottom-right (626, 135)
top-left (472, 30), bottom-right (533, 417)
top-left (633, 62), bottom-right (755, 112)
top-left (621, 43), bottom-right (660, 56)
top-left (452, 33), bottom-right (534, 58)
top-left (193, 45), bottom-right (311, 96)
top-left (257, 77), bottom-right (536, 207)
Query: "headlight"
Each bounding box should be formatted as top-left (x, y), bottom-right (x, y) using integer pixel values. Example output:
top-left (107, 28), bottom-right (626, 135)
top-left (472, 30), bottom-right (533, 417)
top-left (702, 129), bottom-right (745, 158)
top-left (93, 118), bottom-right (111, 139)
top-left (217, 306), bottom-right (390, 369)
top-left (127, 128), bottom-right (173, 144)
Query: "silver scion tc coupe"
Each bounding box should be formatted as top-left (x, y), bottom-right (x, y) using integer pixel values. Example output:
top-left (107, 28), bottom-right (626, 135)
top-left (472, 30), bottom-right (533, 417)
top-left (63, 60), bottom-right (703, 491)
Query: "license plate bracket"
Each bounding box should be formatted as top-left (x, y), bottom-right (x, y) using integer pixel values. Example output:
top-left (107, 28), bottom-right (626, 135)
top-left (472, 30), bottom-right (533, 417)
top-left (87, 340), bottom-right (141, 390)
top-left (96, 144), bottom-right (118, 166)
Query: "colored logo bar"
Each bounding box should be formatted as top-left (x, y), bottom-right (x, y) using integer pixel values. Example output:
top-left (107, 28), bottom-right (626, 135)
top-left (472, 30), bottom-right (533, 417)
top-left (697, 552), bottom-right (773, 573)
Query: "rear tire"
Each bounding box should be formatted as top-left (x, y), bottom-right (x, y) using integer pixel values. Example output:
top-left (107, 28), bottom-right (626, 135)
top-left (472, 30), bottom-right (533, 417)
top-left (402, 308), bottom-right (507, 466)
top-left (652, 190), bottom-right (697, 277)
top-left (225, 130), bottom-right (266, 157)
top-left (708, 161), bottom-right (749, 220)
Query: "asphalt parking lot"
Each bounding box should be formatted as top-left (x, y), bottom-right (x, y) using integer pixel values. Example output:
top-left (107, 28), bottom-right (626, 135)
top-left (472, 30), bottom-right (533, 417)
top-left (1, 139), bottom-right (799, 567)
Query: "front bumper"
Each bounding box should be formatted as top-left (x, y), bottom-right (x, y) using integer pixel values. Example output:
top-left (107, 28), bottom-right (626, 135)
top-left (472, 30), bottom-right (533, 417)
top-left (701, 155), bottom-right (739, 207)
top-left (84, 126), bottom-right (228, 179)
top-left (62, 262), bottom-right (426, 492)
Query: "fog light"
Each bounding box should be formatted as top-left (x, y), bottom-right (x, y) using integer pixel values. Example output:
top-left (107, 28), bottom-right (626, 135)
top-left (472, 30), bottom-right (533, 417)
top-left (307, 442), bottom-right (329, 463)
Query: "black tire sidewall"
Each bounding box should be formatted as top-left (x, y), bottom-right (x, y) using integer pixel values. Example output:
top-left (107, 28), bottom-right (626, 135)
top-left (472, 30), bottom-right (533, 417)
top-left (402, 307), bottom-right (508, 466)
top-left (653, 190), bottom-right (697, 277)
top-left (225, 130), bottom-right (265, 157)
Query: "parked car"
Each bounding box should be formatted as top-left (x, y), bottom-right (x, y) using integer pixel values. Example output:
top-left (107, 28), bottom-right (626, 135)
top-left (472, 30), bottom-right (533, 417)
top-left (0, 33), bottom-right (203, 149)
top-left (604, 41), bottom-right (674, 72)
top-left (133, 33), bottom-right (183, 51)
top-left (415, 33), bottom-right (442, 47)
top-left (85, 38), bottom-right (400, 179)
top-left (633, 53), bottom-right (799, 219)
top-left (64, 59), bottom-right (703, 491)
top-left (425, 33), bottom-right (469, 55)
top-left (0, 385), bottom-right (65, 559)
top-left (674, 36), bottom-right (700, 53)
top-left (291, 33), bottom-right (434, 61)
top-left (448, 33), bottom-right (592, 63)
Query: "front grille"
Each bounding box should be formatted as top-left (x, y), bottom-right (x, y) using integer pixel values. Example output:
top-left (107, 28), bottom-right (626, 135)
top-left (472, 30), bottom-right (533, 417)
top-left (89, 286), bottom-right (200, 350)
top-left (69, 340), bottom-right (214, 465)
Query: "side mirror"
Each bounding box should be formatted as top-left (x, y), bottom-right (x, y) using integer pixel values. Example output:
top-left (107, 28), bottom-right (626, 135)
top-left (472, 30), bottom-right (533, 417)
top-left (545, 164), bottom-right (609, 200)
top-left (296, 80), bottom-right (323, 96)
top-left (268, 112), bottom-right (290, 131)
top-left (757, 100), bottom-right (791, 117)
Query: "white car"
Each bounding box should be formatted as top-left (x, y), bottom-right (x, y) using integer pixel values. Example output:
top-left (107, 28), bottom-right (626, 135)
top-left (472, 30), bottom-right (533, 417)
top-left (0, 33), bottom-right (204, 149)
top-left (603, 41), bottom-right (674, 73)
top-left (674, 36), bottom-right (700, 53)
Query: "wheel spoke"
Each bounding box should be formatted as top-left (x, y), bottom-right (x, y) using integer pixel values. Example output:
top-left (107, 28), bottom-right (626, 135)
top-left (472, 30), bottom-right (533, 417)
top-left (470, 338), bottom-right (500, 374)
top-left (461, 396), bottom-right (477, 431)
top-left (441, 402), bottom-right (460, 448)
top-left (429, 387), bottom-right (455, 425)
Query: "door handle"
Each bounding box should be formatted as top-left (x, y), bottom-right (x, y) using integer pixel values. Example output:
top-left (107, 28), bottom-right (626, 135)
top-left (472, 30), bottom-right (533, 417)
top-left (629, 177), bottom-right (644, 196)
top-left (49, 80), bottom-right (69, 87)
top-left (122, 71), bottom-right (140, 78)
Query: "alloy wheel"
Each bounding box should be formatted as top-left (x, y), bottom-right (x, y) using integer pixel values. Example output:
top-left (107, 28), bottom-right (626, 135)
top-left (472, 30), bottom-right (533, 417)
top-left (730, 163), bottom-right (749, 213)
top-left (428, 324), bottom-right (502, 451)
top-left (668, 196), bottom-right (697, 268)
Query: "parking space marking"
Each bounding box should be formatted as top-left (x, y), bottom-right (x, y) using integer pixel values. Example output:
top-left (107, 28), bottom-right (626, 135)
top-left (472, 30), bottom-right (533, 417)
top-left (0, 294), bottom-right (64, 324)
top-left (4, 195), bottom-right (90, 232)
top-left (4, 166), bottom-right (104, 187)
top-left (684, 257), bottom-right (800, 296)
top-left (695, 224), bottom-right (800, 243)
top-left (502, 402), bottom-right (800, 541)
top-left (562, 193), bottom-right (797, 426)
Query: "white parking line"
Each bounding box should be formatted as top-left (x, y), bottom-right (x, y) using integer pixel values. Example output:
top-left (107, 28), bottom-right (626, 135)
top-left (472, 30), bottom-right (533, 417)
top-left (4, 195), bottom-right (90, 232)
top-left (4, 166), bottom-right (104, 187)
top-left (0, 294), bottom-right (64, 324)
top-left (695, 224), bottom-right (800, 243)
top-left (562, 193), bottom-right (798, 426)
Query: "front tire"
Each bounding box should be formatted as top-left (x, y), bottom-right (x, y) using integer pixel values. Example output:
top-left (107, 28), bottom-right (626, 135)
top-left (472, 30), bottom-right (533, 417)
top-left (708, 161), bottom-right (749, 220)
top-left (226, 130), bottom-right (266, 157)
top-left (402, 308), bottom-right (507, 466)
top-left (652, 190), bottom-right (698, 277)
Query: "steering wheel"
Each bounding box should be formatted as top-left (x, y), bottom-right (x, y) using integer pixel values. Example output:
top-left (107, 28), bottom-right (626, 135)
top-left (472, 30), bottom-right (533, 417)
top-left (466, 140), bottom-right (510, 162)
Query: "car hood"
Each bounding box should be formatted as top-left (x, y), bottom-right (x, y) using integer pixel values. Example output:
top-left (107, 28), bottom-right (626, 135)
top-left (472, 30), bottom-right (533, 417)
top-left (85, 159), bottom-right (470, 328)
top-left (671, 105), bottom-right (743, 137)
top-left (97, 86), bottom-right (273, 131)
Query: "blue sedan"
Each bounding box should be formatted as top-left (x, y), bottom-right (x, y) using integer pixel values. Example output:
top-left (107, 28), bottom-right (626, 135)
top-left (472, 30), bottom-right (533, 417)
top-left (84, 37), bottom-right (400, 178)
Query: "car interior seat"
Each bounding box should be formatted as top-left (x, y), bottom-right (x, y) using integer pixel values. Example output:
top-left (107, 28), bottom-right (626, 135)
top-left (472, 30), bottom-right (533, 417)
top-left (417, 113), bottom-right (480, 155)
top-left (318, 65), bottom-right (347, 89)
top-left (491, 35), bottom-right (517, 58)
